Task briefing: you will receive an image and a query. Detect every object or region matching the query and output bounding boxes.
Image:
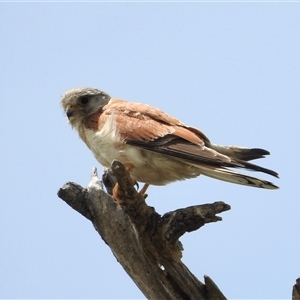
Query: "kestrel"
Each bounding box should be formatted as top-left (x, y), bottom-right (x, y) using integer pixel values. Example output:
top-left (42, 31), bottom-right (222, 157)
top-left (61, 87), bottom-right (279, 196)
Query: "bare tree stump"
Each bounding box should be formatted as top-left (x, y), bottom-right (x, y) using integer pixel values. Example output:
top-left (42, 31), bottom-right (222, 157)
top-left (57, 160), bottom-right (231, 299)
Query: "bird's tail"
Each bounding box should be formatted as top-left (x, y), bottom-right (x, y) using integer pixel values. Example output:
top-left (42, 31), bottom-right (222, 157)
top-left (198, 165), bottom-right (279, 190)
top-left (210, 144), bottom-right (271, 161)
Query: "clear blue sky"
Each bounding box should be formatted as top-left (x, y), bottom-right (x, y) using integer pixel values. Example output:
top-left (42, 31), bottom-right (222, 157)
top-left (1, 3), bottom-right (299, 299)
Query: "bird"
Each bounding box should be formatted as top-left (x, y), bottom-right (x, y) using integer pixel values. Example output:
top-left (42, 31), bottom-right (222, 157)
top-left (61, 87), bottom-right (279, 198)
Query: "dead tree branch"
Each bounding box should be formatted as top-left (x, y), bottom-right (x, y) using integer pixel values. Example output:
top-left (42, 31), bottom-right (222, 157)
top-left (57, 161), bottom-right (230, 299)
top-left (293, 277), bottom-right (300, 300)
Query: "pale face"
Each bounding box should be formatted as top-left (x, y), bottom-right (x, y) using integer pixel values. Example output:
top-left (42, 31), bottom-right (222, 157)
top-left (60, 87), bottom-right (111, 128)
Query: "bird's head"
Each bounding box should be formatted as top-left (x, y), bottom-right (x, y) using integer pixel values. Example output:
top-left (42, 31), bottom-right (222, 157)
top-left (60, 87), bottom-right (111, 128)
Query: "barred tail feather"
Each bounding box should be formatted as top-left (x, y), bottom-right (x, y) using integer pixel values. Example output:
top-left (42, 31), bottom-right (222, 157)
top-left (199, 166), bottom-right (279, 190)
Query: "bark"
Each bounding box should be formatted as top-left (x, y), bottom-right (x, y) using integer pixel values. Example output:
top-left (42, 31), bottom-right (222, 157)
top-left (57, 161), bottom-right (229, 299)
top-left (293, 277), bottom-right (300, 300)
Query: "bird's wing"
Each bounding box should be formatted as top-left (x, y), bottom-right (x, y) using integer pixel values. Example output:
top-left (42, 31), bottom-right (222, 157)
top-left (85, 99), bottom-right (278, 178)
top-left (85, 98), bottom-right (208, 142)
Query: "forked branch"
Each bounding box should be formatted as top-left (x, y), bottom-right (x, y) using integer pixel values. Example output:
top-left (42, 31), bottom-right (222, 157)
top-left (57, 161), bottom-right (230, 299)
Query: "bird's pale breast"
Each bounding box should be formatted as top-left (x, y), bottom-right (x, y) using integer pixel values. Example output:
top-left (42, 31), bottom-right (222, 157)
top-left (81, 118), bottom-right (201, 185)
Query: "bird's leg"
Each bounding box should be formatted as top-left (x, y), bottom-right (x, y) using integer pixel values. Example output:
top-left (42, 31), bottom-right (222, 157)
top-left (112, 164), bottom-right (149, 203)
top-left (139, 183), bottom-right (150, 196)
top-left (124, 165), bottom-right (149, 195)
top-left (124, 164), bottom-right (141, 191)
top-left (112, 164), bottom-right (134, 204)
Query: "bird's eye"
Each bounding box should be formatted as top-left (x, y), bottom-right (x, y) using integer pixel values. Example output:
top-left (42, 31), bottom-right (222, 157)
top-left (79, 96), bottom-right (89, 105)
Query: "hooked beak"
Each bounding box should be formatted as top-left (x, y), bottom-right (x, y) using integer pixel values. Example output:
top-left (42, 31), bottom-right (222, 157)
top-left (66, 107), bottom-right (75, 119)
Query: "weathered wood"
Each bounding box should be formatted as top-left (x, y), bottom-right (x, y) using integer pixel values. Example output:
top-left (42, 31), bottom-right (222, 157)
top-left (158, 202), bottom-right (230, 243)
top-left (204, 275), bottom-right (227, 300)
top-left (57, 161), bottom-right (229, 299)
top-left (293, 277), bottom-right (300, 300)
